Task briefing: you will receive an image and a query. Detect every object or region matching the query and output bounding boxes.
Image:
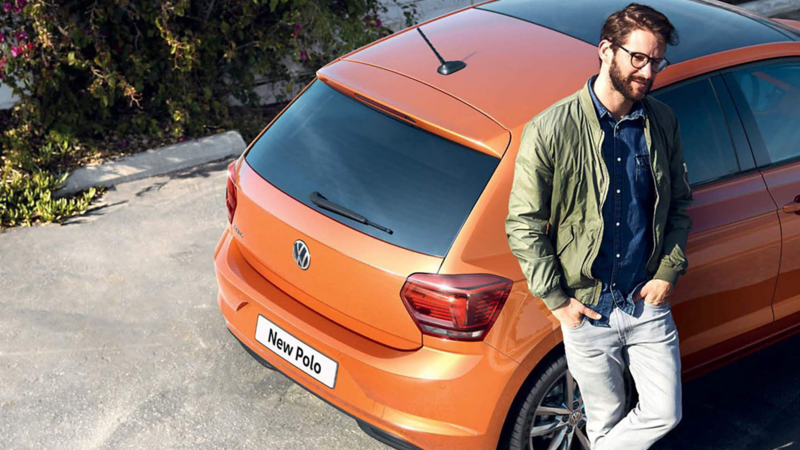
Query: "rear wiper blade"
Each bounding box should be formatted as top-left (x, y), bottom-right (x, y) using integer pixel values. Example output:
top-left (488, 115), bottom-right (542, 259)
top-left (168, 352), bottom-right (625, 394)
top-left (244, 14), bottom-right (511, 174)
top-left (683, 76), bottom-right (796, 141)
top-left (309, 191), bottom-right (393, 235)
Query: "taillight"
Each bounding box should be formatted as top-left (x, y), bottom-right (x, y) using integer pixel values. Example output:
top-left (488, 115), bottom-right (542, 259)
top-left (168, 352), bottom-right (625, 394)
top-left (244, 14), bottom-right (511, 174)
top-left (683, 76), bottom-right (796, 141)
top-left (400, 273), bottom-right (513, 341)
top-left (226, 160), bottom-right (238, 223)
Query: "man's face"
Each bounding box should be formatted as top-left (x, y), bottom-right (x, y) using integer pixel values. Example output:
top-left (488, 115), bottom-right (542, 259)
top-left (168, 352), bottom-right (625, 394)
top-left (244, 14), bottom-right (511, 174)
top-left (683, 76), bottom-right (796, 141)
top-left (607, 28), bottom-right (666, 102)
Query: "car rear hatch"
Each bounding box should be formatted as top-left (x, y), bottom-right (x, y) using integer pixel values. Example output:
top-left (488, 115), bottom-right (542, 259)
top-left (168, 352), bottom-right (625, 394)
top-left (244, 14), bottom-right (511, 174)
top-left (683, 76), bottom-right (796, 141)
top-left (230, 60), bottom-right (510, 349)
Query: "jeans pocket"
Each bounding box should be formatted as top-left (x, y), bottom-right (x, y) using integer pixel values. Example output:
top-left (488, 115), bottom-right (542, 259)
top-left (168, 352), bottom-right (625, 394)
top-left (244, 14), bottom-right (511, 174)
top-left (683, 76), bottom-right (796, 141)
top-left (645, 300), bottom-right (670, 310)
top-left (562, 315), bottom-right (587, 331)
top-left (628, 278), bottom-right (648, 303)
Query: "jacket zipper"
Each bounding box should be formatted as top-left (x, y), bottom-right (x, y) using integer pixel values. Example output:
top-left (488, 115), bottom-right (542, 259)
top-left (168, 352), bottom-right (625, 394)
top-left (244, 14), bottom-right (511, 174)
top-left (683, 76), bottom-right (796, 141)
top-left (682, 161), bottom-right (691, 193)
top-left (582, 131), bottom-right (607, 279)
top-left (646, 118), bottom-right (659, 272)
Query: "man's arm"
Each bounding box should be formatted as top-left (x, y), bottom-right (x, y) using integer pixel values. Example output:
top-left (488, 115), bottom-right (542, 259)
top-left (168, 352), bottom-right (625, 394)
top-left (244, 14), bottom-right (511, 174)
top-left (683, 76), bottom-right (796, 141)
top-left (505, 120), bottom-right (570, 311)
top-left (653, 119), bottom-right (694, 286)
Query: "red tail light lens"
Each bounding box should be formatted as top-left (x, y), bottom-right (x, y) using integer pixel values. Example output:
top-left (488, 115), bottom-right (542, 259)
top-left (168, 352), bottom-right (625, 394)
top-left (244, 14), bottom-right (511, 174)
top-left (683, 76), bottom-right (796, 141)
top-left (400, 273), bottom-right (513, 341)
top-left (226, 161), bottom-right (238, 223)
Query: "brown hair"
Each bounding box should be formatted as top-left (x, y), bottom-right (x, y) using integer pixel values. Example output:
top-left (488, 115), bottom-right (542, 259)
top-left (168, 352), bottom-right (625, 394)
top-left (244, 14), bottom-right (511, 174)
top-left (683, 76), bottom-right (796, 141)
top-left (599, 3), bottom-right (679, 65)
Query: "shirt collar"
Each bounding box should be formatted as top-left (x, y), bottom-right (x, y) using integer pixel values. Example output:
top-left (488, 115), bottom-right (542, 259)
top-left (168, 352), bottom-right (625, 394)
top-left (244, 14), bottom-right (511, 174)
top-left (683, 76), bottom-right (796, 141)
top-left (587, 74), bottom-right (645, 122)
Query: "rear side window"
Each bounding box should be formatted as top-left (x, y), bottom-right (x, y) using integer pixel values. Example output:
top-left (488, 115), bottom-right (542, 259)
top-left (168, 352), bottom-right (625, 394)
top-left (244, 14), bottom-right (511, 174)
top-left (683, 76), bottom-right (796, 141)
top-left (245, 78), bottom-right (500, 257)
top-left (652, 78), bottom-right (739, 185)
top-left (728, 61), bottom-right (800, 166)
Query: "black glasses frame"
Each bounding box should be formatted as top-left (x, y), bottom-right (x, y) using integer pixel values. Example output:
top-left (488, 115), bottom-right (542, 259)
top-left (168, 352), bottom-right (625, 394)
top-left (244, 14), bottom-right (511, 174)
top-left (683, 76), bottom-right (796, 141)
top-left (611, 41), bottom-right (670, 73)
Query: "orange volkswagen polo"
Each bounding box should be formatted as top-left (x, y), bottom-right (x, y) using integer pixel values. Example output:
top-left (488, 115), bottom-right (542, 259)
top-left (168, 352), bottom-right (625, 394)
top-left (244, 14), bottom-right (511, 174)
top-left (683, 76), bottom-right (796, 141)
top-left (214, 0), bottom-right (800, 448)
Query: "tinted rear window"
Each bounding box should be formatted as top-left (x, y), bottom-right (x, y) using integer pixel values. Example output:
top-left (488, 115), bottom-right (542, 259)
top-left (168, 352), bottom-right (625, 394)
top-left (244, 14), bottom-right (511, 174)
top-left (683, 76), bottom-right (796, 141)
top-left (244, 79), bottom-right (500, 257)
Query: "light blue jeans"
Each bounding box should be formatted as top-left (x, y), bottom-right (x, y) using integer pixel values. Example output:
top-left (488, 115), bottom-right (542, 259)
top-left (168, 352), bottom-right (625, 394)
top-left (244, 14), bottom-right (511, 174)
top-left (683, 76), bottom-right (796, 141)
top-left (561, 298), bottom-right (682, 449)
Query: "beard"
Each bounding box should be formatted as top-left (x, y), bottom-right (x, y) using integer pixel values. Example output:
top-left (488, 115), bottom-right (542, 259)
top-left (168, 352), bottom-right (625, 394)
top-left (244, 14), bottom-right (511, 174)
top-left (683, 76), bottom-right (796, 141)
top-left (609, 56), bottom-right (652, 102)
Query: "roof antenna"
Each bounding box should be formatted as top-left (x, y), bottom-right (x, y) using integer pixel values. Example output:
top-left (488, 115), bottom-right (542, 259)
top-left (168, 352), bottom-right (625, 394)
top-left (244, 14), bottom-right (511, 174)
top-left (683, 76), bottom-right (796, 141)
top-left (416, 26), bottom-right (466, 75)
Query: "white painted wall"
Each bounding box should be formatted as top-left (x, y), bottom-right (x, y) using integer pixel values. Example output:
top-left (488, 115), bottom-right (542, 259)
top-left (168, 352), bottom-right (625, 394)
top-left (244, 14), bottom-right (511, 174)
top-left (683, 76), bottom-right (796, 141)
top-left (383, 0), bottom-right (476, 32)
top-left (0, 81), bottom-right (18, 110)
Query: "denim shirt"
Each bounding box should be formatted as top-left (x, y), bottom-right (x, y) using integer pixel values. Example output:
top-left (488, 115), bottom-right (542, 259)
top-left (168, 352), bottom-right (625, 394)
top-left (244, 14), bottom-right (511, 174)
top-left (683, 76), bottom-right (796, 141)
top-left (584, 74), bottom-right (655, 328)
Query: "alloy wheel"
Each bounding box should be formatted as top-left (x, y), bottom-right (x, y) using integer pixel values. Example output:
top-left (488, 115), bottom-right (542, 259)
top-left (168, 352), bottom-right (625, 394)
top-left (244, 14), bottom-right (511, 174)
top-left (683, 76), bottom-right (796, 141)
top-left (528, 369), bottom-right (590, 450)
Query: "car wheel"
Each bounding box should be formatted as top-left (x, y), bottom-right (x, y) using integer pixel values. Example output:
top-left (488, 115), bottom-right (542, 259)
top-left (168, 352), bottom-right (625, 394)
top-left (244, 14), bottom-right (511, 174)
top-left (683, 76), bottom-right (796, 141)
top-left (505, 353), bottom-right (637, 450)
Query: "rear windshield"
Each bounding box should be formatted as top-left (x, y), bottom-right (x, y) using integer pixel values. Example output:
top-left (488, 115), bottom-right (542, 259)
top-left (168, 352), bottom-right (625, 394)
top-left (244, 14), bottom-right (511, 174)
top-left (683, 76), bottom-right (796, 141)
top-left (244, 78), bottom-right (500, 257)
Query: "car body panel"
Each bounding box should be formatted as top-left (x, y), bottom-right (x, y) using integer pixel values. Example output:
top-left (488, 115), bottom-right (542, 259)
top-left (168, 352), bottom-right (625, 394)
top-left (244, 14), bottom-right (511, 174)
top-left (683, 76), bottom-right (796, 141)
top-left (655, 42), bottom-right (800, 88)
top-left (773, 18), bottom-right (800, 32)
top-left (761, 160), bottom-right (800, 321)
top-left (476, 0), bottom-right (796, 63)
top-left (316, 60), bottom-right (511, 158)
top-left (665, 173), bottom-right (780, 356)
top-left (438, 44), bottom-right (800, 373)
top-left (718, 58), bottom-right (800, 323)
top-left (216, 227), bottom-right (521, 449)
top-left (214, 1), bottom-right (800, 448)
top-left (232, 160), bottom-right (444, 350)
top-left (343, 7), bottom-right (600, 134)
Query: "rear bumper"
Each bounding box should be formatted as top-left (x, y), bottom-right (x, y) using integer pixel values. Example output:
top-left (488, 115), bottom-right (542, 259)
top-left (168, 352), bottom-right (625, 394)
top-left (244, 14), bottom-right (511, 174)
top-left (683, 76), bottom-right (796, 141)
top-left (214, 228), bottom-right (520, 450)
top-left (229, 329), bottom-right (423, 450)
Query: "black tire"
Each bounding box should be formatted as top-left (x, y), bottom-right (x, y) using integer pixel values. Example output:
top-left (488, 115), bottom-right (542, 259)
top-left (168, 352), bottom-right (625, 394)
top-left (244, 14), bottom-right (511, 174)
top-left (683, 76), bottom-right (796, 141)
top-left (502, 352), bottom-right (637, 450)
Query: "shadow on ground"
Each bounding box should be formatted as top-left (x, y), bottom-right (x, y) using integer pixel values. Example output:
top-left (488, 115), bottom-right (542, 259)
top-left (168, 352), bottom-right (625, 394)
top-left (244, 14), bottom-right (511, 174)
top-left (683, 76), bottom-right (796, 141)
top-left (655, 331), bottom-right (800, 449)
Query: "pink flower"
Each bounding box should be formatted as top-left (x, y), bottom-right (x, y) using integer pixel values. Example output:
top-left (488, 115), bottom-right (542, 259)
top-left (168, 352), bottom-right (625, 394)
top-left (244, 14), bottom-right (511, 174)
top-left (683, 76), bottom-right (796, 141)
top-left (10, 45), bottom-right (19, 57)
top-left (364, 15), bottom-right (382, 28)
top-left (292, 29), bottom-right (298, 38)
top-left (14, 29), bottom-right (26, 41)
top-left (294, 23), bottom-right (302, 30)
top-left (16, 0), bottom-right (27, 7)
top-left (0, 33), bottom-right (4, 43)
top-left (12, 5), bottom-right (19, 13)
top-left (300, 50), bottom-right (307, 60)
top-left (3, 2), bottom-right (11, 12)
top-left (26, 42), bottom-right (33, 50)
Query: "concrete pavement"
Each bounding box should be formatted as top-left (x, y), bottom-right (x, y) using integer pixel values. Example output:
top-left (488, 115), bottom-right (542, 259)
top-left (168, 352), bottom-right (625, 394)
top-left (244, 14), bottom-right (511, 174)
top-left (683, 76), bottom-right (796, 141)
top-left (2, 160), bottom-right (800, 449)
top-left (0, 160), bottom-right (387, 450)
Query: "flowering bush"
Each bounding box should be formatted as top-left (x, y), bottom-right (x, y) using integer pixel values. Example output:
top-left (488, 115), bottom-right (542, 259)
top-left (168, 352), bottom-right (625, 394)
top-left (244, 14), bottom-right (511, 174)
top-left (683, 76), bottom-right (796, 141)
top-left (0, 0), bottom-right (417, 228)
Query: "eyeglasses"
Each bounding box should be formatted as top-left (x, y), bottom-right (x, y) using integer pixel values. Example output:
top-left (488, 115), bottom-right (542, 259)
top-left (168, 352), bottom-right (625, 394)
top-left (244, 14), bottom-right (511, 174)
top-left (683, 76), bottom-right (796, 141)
top-left (611, 42), bottom-right (670, 73)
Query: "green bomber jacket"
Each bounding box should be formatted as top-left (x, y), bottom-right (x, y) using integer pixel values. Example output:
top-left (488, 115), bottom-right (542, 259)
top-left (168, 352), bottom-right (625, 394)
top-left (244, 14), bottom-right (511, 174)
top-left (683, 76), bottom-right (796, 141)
top-left (505, 79), bottom-right (694, 312)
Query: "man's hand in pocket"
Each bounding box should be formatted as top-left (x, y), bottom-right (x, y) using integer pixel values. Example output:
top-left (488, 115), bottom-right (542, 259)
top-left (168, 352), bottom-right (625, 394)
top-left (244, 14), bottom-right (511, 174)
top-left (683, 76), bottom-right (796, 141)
top-left (634, 279), bottom-right (673, 306)
top-left (553, 297), bottom-right (602, 327)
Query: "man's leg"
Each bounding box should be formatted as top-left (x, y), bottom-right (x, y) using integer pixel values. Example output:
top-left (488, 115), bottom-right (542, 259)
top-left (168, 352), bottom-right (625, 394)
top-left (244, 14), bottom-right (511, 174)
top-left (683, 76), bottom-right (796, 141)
top-left (594, 300), bottom-right (682, 450)
top-left (560, 307), bottom-right (628, 448)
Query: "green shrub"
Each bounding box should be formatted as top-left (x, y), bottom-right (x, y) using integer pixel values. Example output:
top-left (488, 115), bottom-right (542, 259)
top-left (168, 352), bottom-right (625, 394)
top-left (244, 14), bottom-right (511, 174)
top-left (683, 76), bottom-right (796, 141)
top-left (0, 168), bottom-right (98, 227)
top-left (0, 0), bottom-right (417, 228)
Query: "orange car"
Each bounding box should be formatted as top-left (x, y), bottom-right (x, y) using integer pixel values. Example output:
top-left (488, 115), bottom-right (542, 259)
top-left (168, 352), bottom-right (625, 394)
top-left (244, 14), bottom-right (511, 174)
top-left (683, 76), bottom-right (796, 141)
top-left (214, 0), bottom-right (800, 448)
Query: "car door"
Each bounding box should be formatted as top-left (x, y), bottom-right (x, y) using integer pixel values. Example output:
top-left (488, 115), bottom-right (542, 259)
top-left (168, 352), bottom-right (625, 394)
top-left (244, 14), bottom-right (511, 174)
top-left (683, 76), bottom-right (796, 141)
top-left (650, 74), bottom-right (781, 360)
top-left (724, 58), bottom-right (800, 323)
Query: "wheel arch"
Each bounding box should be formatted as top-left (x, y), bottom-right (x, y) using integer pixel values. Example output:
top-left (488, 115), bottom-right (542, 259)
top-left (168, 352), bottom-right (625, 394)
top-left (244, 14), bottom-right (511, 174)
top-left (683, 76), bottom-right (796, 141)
top-left (495, 335), bottom-right (567, 449)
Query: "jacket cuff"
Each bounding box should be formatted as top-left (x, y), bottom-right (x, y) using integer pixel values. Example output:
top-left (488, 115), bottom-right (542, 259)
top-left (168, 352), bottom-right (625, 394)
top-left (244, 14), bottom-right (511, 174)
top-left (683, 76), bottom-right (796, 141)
top-left (653, 263), bottom-right (681, 286)
top-left (539, 285), bottom-right (570, 311)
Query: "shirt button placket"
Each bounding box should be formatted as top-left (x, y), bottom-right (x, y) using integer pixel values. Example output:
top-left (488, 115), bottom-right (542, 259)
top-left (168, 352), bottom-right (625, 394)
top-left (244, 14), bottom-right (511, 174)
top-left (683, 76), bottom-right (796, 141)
top-left (611, 122), bottom-right (622, 298)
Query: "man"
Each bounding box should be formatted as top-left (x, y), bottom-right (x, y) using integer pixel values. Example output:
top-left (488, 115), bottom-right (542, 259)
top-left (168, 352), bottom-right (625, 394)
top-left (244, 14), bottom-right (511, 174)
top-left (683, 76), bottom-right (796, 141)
top-left (505, 3), bottom-right (693, 449)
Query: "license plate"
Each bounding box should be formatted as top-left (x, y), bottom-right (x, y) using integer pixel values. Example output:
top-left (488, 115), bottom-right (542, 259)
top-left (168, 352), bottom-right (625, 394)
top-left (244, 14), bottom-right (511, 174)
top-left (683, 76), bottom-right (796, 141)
top-left (254, 315), bottom-right (338, 389)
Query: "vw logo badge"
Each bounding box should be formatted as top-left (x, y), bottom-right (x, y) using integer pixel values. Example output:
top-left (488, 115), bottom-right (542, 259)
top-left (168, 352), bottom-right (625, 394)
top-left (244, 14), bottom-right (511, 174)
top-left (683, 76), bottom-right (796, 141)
top-left (293, 240), bottom-right (310, 270)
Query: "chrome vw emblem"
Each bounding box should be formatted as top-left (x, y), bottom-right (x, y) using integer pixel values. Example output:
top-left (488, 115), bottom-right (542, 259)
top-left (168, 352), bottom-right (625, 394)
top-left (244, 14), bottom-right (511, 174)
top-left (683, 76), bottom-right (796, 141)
top-left (293, 240), bottom-right (310, 270)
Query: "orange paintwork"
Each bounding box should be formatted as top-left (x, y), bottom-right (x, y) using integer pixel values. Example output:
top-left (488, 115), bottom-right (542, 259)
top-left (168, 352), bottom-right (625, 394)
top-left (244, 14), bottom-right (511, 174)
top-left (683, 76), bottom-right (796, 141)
top-left (214, 2), bottom-right (800, 449)
top-left (317, 61), bottom-right (511, 158)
